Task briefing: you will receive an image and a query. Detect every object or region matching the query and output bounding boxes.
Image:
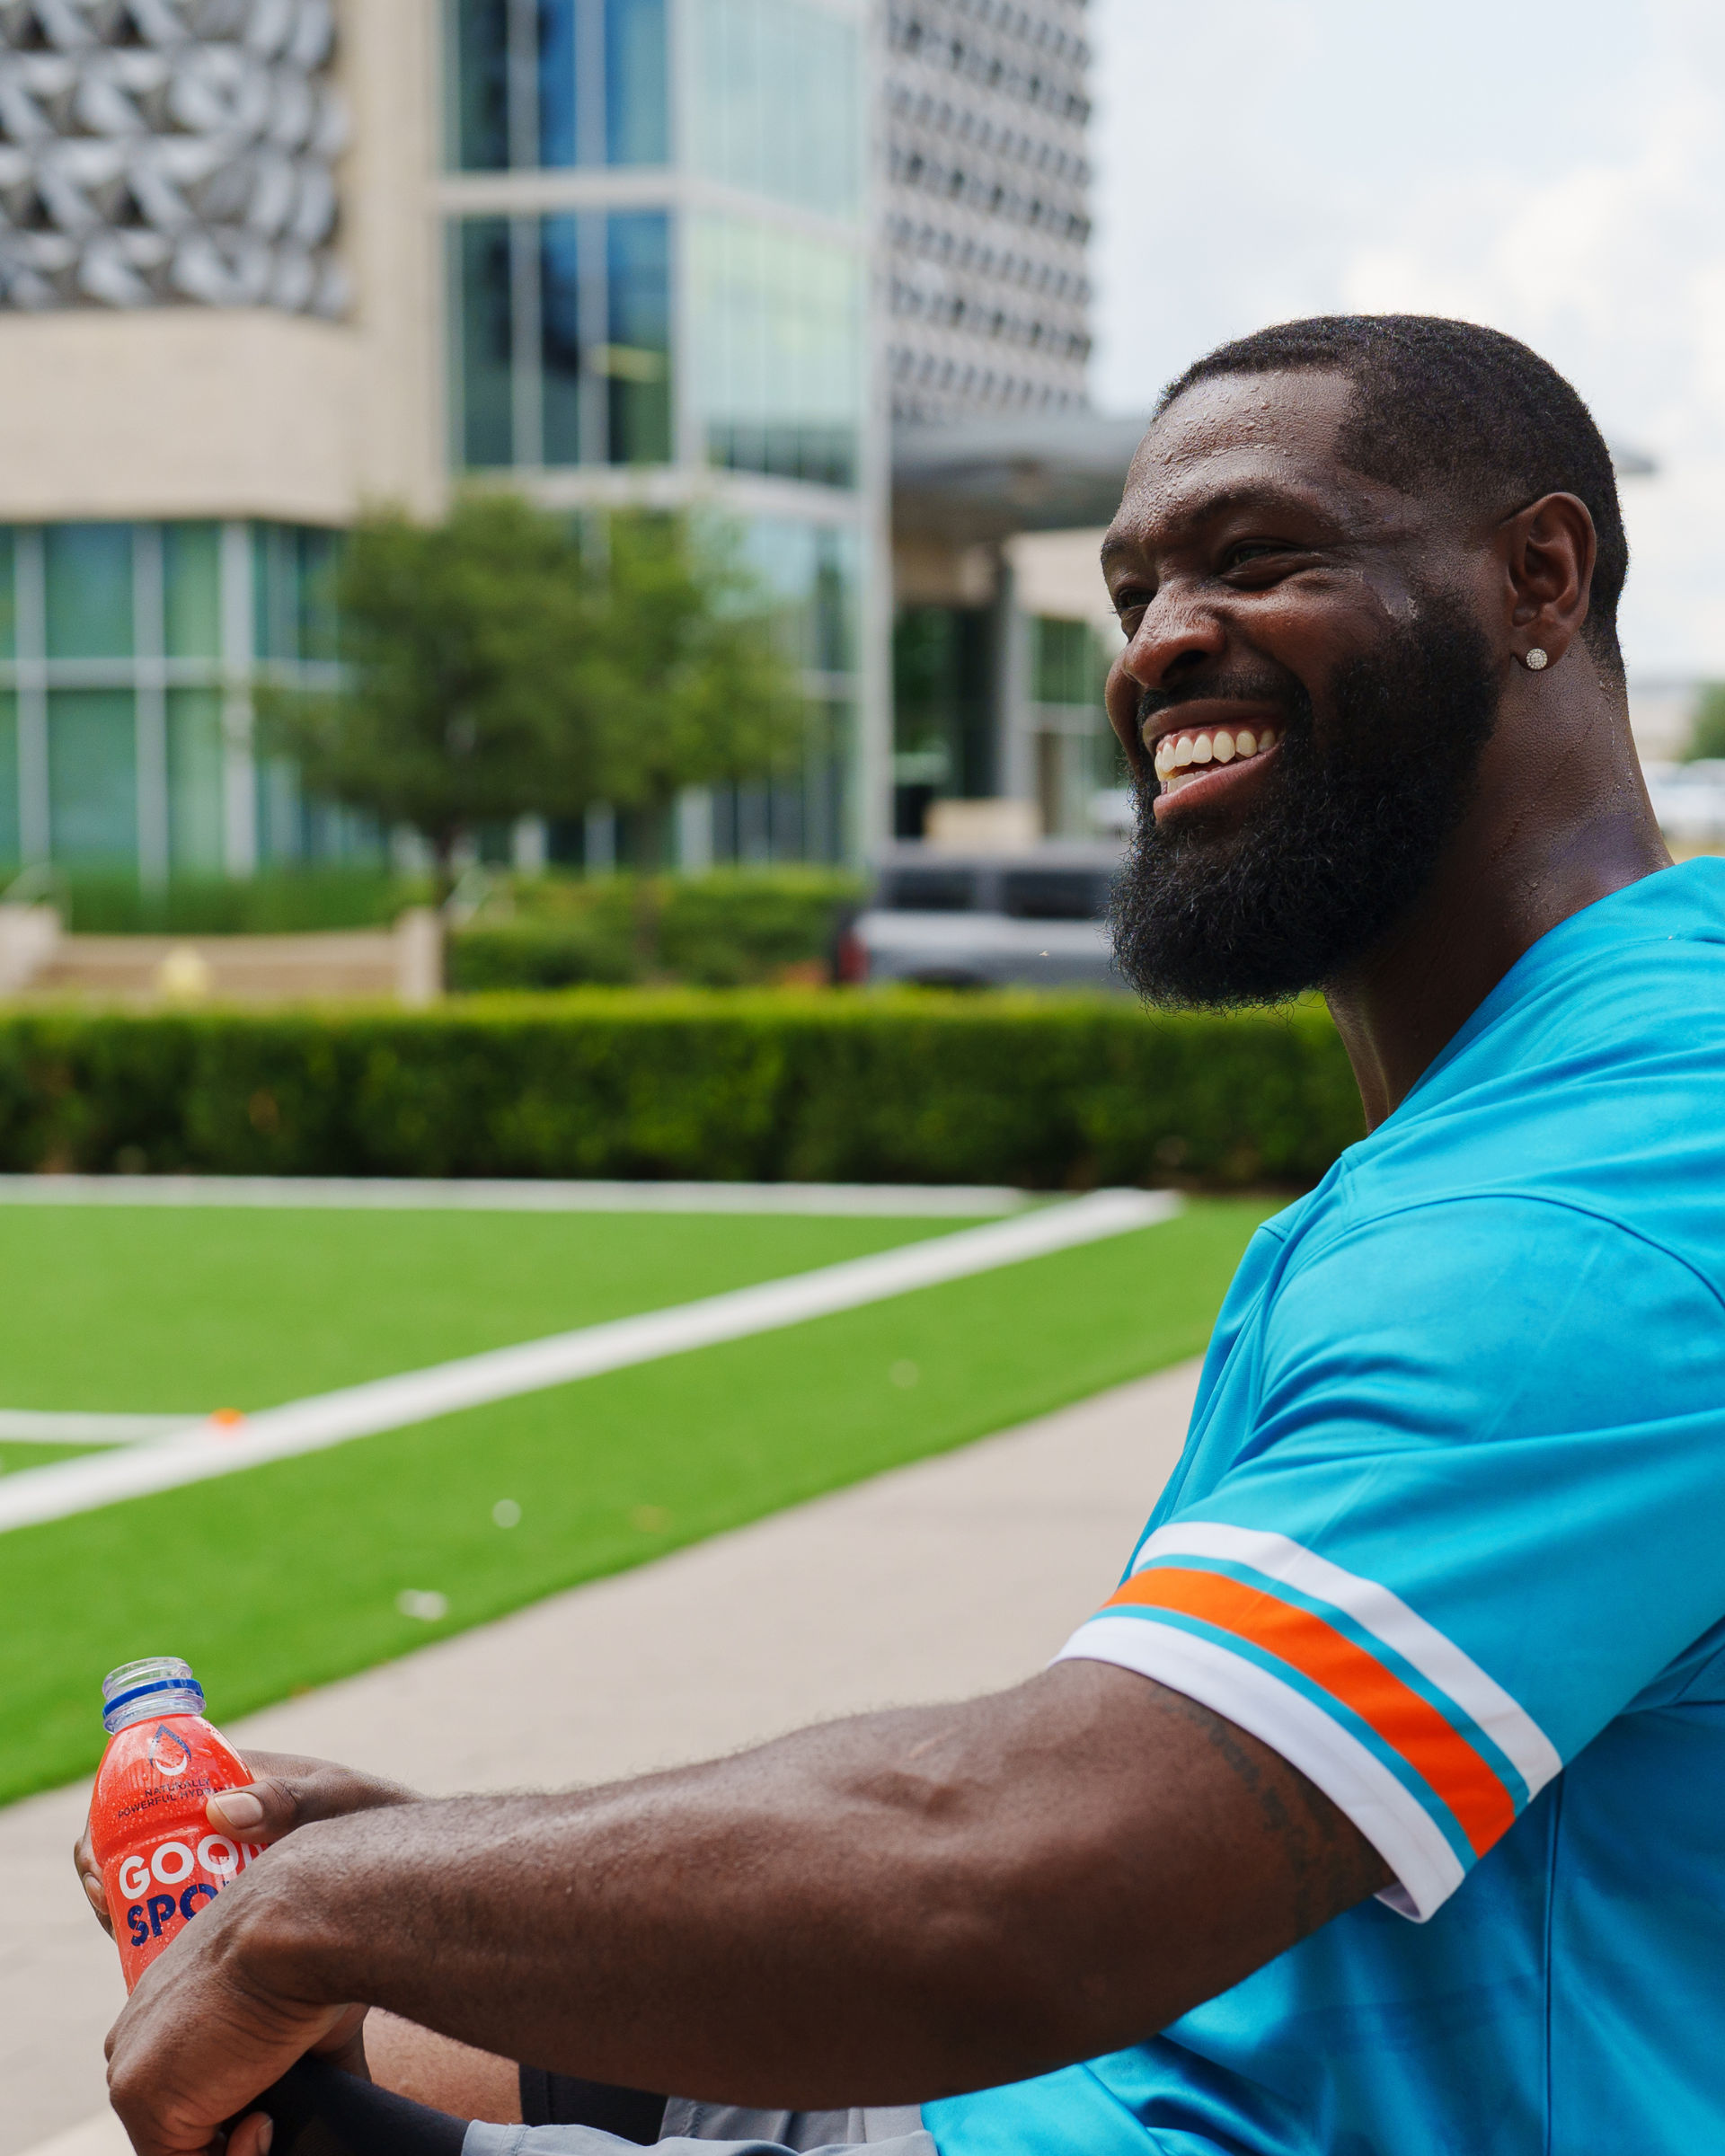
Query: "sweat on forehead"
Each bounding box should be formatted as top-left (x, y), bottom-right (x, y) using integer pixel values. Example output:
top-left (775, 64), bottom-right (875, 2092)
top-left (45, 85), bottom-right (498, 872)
top-left (1128, 374), bottom-right (1380, 504)
top-left (1146, 314), bottom-right (1629, 669)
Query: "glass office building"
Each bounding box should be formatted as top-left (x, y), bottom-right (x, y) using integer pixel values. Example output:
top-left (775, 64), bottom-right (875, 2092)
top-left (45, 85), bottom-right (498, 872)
top-left (0, 521), bottom-right (358, 881)
top-left (441, 0), bottom-right (877, 866)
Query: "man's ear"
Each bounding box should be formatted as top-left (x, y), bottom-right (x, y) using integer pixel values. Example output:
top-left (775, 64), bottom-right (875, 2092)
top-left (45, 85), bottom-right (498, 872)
top-left (1499, 491), bottom-right (1596, 668)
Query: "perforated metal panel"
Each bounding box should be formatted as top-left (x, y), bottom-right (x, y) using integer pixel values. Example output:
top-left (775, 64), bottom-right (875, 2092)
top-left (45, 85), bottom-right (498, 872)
top-left (0, 0), bottom-right (348, 314)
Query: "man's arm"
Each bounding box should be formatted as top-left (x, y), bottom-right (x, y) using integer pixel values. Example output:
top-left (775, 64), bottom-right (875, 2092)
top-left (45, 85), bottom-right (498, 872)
top-left (107, 1661), bottom-right (1389, 2156)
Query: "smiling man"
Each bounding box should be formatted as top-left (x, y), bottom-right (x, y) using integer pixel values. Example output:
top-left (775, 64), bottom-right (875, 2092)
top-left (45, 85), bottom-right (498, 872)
top-left (96, 317), bottom-right (1725, 2156)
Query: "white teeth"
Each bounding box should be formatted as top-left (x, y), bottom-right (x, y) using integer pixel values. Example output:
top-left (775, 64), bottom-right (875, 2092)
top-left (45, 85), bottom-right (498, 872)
top-left (1154, 722), bottom-right (1283, 791)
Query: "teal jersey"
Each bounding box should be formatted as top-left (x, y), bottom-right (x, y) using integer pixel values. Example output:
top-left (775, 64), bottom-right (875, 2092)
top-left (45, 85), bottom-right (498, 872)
top-left (928, 861), bottom-right (1725, 2156)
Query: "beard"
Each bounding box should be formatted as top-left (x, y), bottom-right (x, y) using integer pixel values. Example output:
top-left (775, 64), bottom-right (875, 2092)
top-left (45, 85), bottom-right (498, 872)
top-left (1110, 589), bottom-right (1501, 1008)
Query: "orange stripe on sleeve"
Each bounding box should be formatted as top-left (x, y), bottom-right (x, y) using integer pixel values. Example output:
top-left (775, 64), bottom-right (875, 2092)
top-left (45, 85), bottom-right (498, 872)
top-left (1104, 1566), bottom-right (1516, 1856)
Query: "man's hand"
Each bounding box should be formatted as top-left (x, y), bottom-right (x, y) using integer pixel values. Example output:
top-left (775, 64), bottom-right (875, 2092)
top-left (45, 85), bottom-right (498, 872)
top-left (75, 1752), bottom-right (416, 1937)
top-left (106, 1872), bottom-right (367, 2156)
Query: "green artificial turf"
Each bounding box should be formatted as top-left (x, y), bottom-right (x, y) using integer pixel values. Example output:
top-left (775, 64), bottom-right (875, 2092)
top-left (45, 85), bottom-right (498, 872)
top-left (1, 1197), bottom-right (1276, 1803)
top-left (0, 1440), bottom-right (103, 1477)
top-left (0, 1206), bottom-right (977, 1411)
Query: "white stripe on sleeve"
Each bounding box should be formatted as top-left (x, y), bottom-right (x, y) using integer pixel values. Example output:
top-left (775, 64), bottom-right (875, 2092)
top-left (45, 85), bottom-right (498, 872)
top-left (1129, 1522), bottom-right (1561, 1799)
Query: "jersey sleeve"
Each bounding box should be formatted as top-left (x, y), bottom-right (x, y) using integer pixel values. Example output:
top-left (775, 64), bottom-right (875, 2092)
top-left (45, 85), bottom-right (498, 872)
top-left (1056, 1197), bottom-right (1725, 1920)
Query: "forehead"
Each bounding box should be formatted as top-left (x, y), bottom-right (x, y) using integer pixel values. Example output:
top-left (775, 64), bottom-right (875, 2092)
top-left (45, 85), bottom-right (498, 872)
top-left (1106, 369), bottom-right (1416, 555)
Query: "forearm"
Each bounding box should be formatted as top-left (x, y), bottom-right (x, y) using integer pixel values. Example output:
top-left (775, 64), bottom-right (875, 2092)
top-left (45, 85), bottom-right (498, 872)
top-left (233, 1717), bottom-right (1037, 2104)
top-left (208, 1668), bottom-right (1384, 2107)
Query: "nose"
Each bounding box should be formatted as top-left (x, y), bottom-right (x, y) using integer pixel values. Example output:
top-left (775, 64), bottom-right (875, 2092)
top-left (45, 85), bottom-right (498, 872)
top-left (1120, 588), bottom-right (1227, 694)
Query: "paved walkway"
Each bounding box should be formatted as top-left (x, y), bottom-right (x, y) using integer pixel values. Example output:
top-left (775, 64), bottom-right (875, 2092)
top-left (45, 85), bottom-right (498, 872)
top-left (1, 1361), bottom-right (1199, 2156)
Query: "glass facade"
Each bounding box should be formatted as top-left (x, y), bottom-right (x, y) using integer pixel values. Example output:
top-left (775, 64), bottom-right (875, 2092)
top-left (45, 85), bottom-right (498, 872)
top-left (1030, 615), bottom-right (1118, 839)
top-left (448, 0), bottom-right (668, 171)
top-left (451, 211), bottom-right (672, 469)
top-left (690, 216), bottom-right (864, 488)
top-left (444, 0), bottom-right (874, 865)
top-left (0, 520), bottom-right (353, 879)
top-left (892, 605), bottom-right (995, 837)
top-left (690, 0), bottom-right (861, 221)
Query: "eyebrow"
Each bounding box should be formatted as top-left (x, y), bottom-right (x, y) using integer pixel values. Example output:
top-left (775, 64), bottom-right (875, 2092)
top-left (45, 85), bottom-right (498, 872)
top-left (1101, 480), bottom-right (1338, 570)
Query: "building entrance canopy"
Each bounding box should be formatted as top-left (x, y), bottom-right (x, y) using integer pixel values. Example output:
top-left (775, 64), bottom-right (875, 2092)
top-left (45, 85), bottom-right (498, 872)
top-left (891, 410), bottom-right (1148, 546)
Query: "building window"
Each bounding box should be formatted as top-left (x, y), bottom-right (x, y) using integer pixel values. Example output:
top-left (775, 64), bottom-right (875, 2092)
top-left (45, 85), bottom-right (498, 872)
top-left (456, 218), bottom-right (517, 468)
top-left (691, 0), bottom-right (862, 222)
top-left (606, 0), bottom-right (670, 165)
top-left (0, 521), bottom-right (347, 878)
top-left (1031, 616), bottom-right (1116, 840)
top-left (448, 0), bottom-right (668, 171)
top-left (49, 691), bottom-right (137, 868)
top-left (454, 0), bottom-right (511, 170)
top-left (254, 526), bottom-right (342, 665)
top-left (45, 525), bottom-right (133, 661)
top-left (1033, 616), bottom-right (1101, 707)
top-left (0, 691), bottom-right (17, 865)
top-left (164, 525), bottom-right (223, 662)
top-left (450, 212), bottom-right (672, 470)
top-left (607, 211), bottom-right (672, 464)
top-left (690, 216), bottom-right (863, 489)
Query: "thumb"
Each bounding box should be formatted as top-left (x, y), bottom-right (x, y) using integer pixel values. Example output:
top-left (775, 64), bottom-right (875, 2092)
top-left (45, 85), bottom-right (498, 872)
top-left (206, 1780), bottom-right (297, 1846)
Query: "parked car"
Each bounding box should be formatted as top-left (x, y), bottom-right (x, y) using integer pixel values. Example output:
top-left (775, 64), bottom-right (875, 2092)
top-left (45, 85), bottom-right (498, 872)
top-left (836, 841), bottom-right (1128, 990)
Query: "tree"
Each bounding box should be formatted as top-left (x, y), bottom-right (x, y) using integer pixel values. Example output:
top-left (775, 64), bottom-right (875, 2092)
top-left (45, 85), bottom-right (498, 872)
top-left (260, 494), bottom-right (604, 893)
top-left (260, 497), bottom-right (804, 893)
top-left (559, 509), bottom-right (806, 826)
top-left (1685, 684), bottom-right (1725, 763)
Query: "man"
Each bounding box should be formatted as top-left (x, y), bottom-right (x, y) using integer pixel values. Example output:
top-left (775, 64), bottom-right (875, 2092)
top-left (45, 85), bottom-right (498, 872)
top-left (89, 316), bottom-right (1725, 2156)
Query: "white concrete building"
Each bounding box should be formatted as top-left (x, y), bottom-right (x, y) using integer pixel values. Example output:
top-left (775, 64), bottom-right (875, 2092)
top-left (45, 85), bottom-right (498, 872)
top-left (0, 0), bottom-right (886, 877)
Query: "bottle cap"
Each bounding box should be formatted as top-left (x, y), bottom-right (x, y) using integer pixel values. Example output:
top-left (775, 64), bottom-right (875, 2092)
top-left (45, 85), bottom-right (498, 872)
top-left (102, 1657), bottom-right (206, 1735)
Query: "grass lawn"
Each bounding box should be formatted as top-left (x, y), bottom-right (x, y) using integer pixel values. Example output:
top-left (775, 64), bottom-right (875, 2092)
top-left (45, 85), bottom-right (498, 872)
top-left (0, 1206), bottom-right (979, 1412)
top-left (0, 1197), bottom-right (1277, 1805)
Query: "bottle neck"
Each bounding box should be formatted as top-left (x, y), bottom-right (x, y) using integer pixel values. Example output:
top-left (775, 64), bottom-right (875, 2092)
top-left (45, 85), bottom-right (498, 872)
top-left (104, 1686), bottom-right (206, 1735)
top-left (102, 1657), bottom-right (206, 1735)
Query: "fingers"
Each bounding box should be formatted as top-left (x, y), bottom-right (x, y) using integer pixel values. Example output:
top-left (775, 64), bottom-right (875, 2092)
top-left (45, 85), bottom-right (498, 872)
top-left (74, 1819), bottom-right (118, 1939)
top-left (227, 2116), bottom-right (274, 2156)
top-left (207, 1759), bottom-right (419, 1848)
top-left (206, 1780), bottom-right (296, 1846)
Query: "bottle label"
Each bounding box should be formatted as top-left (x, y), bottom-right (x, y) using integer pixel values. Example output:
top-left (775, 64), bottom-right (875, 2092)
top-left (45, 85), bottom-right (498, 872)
top-left (104, 1826), bottom-right (264, 1984)
top-left (90, 1712), bottom-right (254, 1991)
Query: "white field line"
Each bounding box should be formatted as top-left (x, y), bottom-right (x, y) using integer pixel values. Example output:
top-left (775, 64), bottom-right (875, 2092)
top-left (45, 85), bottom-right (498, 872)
top-left (0, 1410), bottom-right (198, 1445)
top-left (0, 1174), bottom-right (1036, 1218)
top-left (0, 1189), bottom-right (1180, 1536)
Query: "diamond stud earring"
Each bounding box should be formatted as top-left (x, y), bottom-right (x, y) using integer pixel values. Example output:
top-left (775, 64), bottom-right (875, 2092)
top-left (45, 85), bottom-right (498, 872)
top-left (1525, 647), bottom-right (1550, 671)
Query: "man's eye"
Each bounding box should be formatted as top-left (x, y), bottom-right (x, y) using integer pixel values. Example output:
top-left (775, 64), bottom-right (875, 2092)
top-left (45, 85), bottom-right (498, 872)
top-left (1225, 542), bottom-right (1297, 571)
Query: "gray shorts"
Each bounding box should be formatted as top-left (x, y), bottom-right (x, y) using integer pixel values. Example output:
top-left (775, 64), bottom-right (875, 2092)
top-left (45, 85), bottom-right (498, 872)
top-left (464, 2101), bottom-right (932, 2156)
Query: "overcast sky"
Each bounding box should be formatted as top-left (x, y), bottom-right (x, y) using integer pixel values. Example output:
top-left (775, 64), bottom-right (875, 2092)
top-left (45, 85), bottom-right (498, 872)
top-left (1088, 0), bottom-right (1725, 678)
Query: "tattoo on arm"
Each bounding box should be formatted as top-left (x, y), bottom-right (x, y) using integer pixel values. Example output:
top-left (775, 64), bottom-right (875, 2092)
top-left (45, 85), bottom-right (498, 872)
top-left (1154, 1686), bottom-right (1393, 1935)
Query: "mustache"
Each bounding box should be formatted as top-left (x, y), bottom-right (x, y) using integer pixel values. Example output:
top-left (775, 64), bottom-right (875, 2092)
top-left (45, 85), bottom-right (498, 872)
top-left (1135, 669), bottom-right (1311, 734)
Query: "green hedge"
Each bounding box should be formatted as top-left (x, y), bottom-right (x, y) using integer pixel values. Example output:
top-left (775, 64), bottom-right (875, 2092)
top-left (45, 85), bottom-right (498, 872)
top-left (31, 869), bottom-right (421, 934)
top-left (0, 994), bottom-right (1361, 1189)
top-left (450, 870), bottom-right (864, 991)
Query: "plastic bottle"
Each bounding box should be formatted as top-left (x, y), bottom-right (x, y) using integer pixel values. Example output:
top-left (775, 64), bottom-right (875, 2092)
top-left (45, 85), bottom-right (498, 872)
top-left (88, 1656), bottom-right (259, 1992)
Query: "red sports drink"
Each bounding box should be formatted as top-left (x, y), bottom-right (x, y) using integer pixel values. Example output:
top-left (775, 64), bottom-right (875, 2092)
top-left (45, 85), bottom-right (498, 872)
top-left (89, 1657), bottom-right (261, 1991)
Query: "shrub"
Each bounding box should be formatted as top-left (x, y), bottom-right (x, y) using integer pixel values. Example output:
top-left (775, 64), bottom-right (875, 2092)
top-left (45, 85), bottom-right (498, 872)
top-left (0, 994), bottom-right (1362, 1189)
top-left (23, 870), bottom-right (420, 935)
top-left (449, 870), bottom-right (865, 992)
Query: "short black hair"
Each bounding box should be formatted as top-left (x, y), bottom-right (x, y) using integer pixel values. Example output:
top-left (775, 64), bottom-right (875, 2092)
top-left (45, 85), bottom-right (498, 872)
top-left (1155, 315), bottom-right (1628, 674)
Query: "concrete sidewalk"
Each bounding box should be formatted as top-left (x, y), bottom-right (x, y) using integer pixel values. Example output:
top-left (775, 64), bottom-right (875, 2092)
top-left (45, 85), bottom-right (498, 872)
top-left (1, 1360), bottom-right (1199, 2156)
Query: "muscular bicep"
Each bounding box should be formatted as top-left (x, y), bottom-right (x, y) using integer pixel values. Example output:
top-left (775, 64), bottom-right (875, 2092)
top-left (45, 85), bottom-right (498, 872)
top-left (908, 1658), bottom-right (1391, 2071)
